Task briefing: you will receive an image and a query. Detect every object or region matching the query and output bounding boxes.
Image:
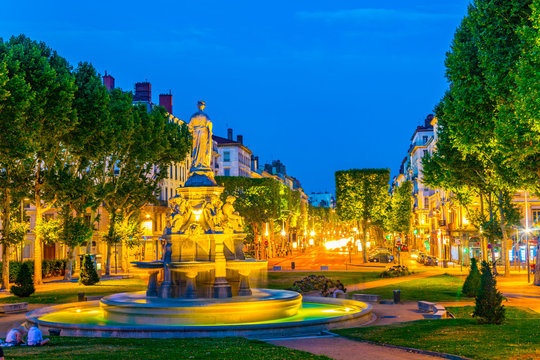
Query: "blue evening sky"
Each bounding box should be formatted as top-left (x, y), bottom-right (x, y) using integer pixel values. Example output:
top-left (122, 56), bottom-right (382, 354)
top-left (0, 0), bottom-right (470, 194)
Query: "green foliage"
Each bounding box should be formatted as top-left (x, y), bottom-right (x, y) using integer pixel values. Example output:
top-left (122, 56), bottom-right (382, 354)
top-left (473, 261), bottom-right (505, 324)
top-left (34, 218), bottom-right (62, 245)
top-left (462, 257), bottom-right (481, 297)
top-left (79, 254), bottom-right (99, 286)
top-left (59, 214), bottom-right (93, 249)
top-left (379, 265), bottom-right (411, 278)
top-left (10, 262), bottom-right (34, 297)
top-left (389, 181), bottom-right (412, 235)
top-left (0, 260), bottom-right (66, 282)
top-left (289, 274), bottom-right (335, 293)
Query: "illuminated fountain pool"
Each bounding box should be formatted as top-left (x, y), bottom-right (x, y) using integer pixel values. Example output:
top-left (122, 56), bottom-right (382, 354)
top-left (26, 290), bottom-right (372, 338)
top-left (25, 103), bottom-right (372, 338)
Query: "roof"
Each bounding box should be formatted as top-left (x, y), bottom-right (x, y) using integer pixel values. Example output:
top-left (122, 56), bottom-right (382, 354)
top-left (212, 135), bottom-right (253, 154)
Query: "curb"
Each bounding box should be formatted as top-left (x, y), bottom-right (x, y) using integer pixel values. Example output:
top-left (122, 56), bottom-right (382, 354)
top-left (335, 335), bottom-right (472, 360)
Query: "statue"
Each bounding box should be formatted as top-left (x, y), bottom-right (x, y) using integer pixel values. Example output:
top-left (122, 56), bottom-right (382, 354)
top-left (167, 194), bottom-right (192, 234)
top-left (188, 101), bottom-right (213, 172)
top-left (222, 196), bottom-right (244, 232)
top-left (203, 197), bottom-right (224, 232)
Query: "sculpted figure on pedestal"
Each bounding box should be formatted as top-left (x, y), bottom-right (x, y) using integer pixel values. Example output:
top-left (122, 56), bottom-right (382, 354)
top-left (222, 196), bottom-right (244, 233)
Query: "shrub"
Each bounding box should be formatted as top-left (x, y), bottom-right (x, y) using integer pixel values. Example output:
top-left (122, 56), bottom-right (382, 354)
top-left (289, 275), bottom-right (335, 293)
top-left (380, 265), bottom-right (411, 278)
top-left (10, 262), bottom-right (35, 297)
top-left (473, 261), bottom-right (505, 324)
top-left (462, 257), bottom-right (481, 297)
top-left (79, 254), bottom-right (100, 286)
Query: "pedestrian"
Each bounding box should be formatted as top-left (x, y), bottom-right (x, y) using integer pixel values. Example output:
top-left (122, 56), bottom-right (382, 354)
top-left (5, 325), bottom-right (26, 346)
top-left (27, 324), bottom-right (50, 346)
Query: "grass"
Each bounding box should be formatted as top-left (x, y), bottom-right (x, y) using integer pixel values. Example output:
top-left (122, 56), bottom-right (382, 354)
top-left (335, 306), bottom-right (540, 360)
top-left (265, 271), bottom-right (382, 290)
top-left (3, 336), bottom-right (329, 360)
top-left (0, 278), bottom-right (147, 304)
top-left (351, 274), bottom-right (467, 302)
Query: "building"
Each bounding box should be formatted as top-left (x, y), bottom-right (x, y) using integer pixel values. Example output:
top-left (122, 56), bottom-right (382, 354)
top-left (309, 192), bottom-right (335, 208)
top-left (213, 128), bottom-right (254, 178)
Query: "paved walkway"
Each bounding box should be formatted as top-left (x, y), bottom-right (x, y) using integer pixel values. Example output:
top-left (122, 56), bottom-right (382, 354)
top-left (269, 336), bottom-right (442, 360)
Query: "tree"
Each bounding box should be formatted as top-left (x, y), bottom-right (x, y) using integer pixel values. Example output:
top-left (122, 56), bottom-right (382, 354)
top-left (10, 262), bottom-right (35, 297)
top-left (335, 169), bottom-right (390, 262)
top-left (473, 260), bottom-right (505, 324)
top-left (389, 181), bottom-right (412, 243)
top-left (2, 35), bottom-right (77, 286)
top-left (0, 39), bottom-right (35, 289)
top-left (99, 91), bottom-right (190, 275)
top-left (462, 257), bottom-right (481, 297)
top-left (79, 254), bottom-right (99, 286)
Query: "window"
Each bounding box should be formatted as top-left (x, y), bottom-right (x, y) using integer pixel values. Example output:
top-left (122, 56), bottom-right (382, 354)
top-left (224, 151), bottom-right (230, 162)
top-left (424, 197), bottom-right (429, 209)
top-left (224, 168), bottom-right (231, 176)
top-left (423, 150), bottom-right (428, 157)
top-left (175, 165), bottom-right (178, 180)
top-left (423, 136), bottom-right (428, 144)
top-left (533, 209), bottom-right (540, 223)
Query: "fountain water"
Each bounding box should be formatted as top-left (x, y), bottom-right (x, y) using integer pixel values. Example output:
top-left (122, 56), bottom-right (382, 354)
top-left (26, 102), bottom-right (372, 338)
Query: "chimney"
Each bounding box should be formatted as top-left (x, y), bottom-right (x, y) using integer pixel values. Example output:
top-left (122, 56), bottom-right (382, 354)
top-left (102, 71), bottom-right (115, 91)
top-left (251, 155), bottom-right (259, 171)
top-left (227, 128), bottom-right (233, 140)
top-left (425, 114), bottom-right (434, 128)
top-left (237, 135), bottom-right (243, 144)
top-left (134, 81), bottom-right (151, 102)
top-left (159, 92), bottom-right (173, 114)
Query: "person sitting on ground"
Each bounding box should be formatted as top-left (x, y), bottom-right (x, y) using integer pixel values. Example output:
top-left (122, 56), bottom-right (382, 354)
top-left (27, 324), bottom-right (49, 346)
top-left (332, 280), bottom-right (346, 298)
top-left (321, 280), bottom-right (332, 297)
top-left (5, 325), bottom-right (26, 346)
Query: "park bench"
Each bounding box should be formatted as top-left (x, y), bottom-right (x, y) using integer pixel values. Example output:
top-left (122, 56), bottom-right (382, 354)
top-left (352, 294), bottom-right (382, 302)
top-left (320, 266), bottom-right (329, 271)
top-left (0, 302), bottom-right (28, 313)
top-left (272, 266), bottom-right (282, 271)
top-left (417, 300), bottom-right (436, 312)
top-left (85, 295), bottom-right (104, 301)
top-left (334, 291), bottom-right (348, 299)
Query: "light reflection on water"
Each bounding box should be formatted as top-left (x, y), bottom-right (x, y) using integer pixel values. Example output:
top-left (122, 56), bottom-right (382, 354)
top-left (39, 302), bottom-right (365, 327)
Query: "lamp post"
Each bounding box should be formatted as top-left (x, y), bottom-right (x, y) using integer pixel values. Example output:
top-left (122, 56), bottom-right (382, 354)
top-left (525, 191), bottom-right (530, 283)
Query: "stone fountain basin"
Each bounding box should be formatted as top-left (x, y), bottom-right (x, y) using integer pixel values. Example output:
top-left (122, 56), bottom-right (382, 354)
top-left (99, 289), bottom-right (302, 325)
top-left (25, 293), bottom-right (372, 339)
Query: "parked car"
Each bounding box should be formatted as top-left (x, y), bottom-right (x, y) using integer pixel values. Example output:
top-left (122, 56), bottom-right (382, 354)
top-left (368, 248), bottom-right (394, 263)
top-left (416, 252), bottom-right (427, 264)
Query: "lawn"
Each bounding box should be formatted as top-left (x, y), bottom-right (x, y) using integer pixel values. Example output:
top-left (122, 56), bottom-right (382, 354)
top-left (351, 274), bottom-right (467, 302)
top-left (3, 336), bottom-right (329, 360)
top-left (265, 271), bottom-right (382, 290)
top-left (0, 278), bottom-right (147, 304)
top-left (335, 306), bottom-right (540, 360)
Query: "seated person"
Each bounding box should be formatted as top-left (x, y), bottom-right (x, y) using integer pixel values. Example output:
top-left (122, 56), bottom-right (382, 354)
top-left (27, 324), bottom-right (49, 346)
top-left (321, 280), bottom-right (332, 297)
top-left (332, 280), bottom-right (346, 298)
top-left (5, 325), bottom-right (26, 346)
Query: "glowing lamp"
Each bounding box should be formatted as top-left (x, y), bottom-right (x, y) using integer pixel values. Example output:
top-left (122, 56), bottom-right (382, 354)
top-left (192, 209), bottom-right (202, 221)
top-left (309, 238), bottom-right (314, 246)
top-left (292, 242), bottom-right (298, 249)
top-left (310, 230), bottom-right (315, 237)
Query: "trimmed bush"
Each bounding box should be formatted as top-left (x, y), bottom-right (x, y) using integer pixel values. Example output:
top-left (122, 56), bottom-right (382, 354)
top-left (473, 261), bottom-right (505, 324)
top-left (462, 257), bottom-right (481, 297)
top-left (10, 262), bottom-right (35, 297)
top-left (0, 259), bottom-right (67, 282)
top-left (379, 265), bottom-right (411, 278)
top-left (289, 275), bottom-right (335, 293)
top-left (79, 254), bottom-right (100, 286)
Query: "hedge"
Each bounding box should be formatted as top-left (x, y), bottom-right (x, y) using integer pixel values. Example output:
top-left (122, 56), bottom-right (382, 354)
top-left (0, 259), bottom-right (67, 282)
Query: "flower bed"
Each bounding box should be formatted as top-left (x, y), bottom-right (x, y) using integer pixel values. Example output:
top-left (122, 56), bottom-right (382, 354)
top-left (379, 265), bottom-right (411, 278)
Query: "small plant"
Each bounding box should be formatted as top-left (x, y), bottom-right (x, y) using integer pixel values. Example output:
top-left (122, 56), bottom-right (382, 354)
top-left (79, 254), bottom-right (100, 286)
top-left (462, 257), bottom-right (481, 297)
top-left (289, 275), bottom-right (335, 293)
top-left (10, 262), bottom-right (35, 297)
top-left (473, 261), bottom-right (505, 324)
top-left (380, 265), bottom-right (411, 278)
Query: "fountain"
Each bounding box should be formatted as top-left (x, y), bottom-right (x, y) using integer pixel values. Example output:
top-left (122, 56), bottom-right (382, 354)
top-left (25, 102), bottom-right (372, 338)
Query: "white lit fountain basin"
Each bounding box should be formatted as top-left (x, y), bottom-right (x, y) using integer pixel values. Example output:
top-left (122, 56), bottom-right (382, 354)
top-left (25, 293), bottom-right (372, 339)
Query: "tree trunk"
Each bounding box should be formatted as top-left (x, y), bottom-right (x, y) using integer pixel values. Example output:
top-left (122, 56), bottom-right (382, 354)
top-left (105, 210), bottom-right (117, 276)
top-left (34, 193), bottom-right (44, 286)
top-left (479, 193), bottom-right (487, 262)
top-left (270, 219), bottom-right (275, 258)
top-left (1, 190), bottom-right (11, 290)
top-left (63, 246), bottom-right (77, 280)
top-left (253, 222), bottom-right (258, 260)
top-left (534, 243), bottom-right (540, 286)
top-left (106, 243), bottom-right (112, 276)
top-left (86, 208), bottom-right (97, 254)
top-left (360, 219), bottom-right (367, 263)
top-left (498, 190), bottom-right (510, 276)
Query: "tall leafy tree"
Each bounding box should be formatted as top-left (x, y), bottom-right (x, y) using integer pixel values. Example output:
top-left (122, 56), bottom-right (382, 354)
top-left (0, 40), bottom-right (35, 289)
top-left (389, 180), bottom-right (412, 245)
top-left (99, 91), bottom-right (190, 274)
top-left (335, 169), bottom-right (390, 262)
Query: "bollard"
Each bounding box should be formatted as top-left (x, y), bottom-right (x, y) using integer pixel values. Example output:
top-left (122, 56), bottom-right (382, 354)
top-left (78, 292), bottom-right (85, 302)
top-left (291, 262), bottom-right (295, 270)
top-left (393, 289), bottom-right (401, 304)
